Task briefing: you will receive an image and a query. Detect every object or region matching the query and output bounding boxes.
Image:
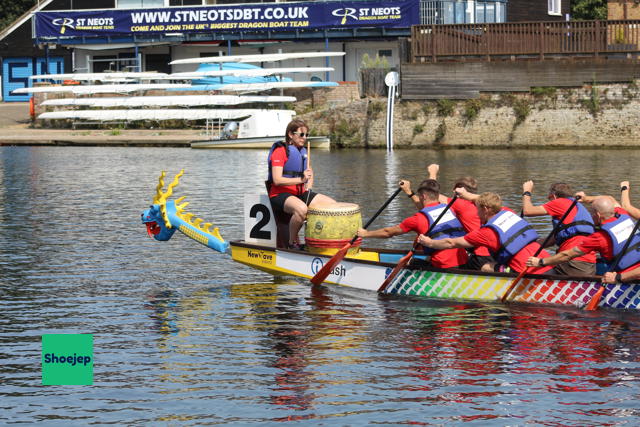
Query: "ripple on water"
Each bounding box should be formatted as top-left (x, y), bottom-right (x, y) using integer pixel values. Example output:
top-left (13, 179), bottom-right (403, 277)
top-left (3, 147), bottom-right (640, 424)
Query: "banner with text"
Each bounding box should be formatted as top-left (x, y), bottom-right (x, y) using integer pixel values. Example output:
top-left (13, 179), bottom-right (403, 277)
top-left (35, 0), bottom-right (419, 38)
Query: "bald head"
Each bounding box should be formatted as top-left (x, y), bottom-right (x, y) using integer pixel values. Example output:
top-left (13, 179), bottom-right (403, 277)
top-left (592, 196), bottom-right (615, 218)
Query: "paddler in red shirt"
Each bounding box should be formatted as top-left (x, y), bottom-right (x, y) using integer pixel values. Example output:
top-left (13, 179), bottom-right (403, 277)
top-left (357, 180), bottom-right (468, 269)
top-left (402, 164), bottom-right (494, 270)
top-left (418, 192), bottom-right (553, 274)
top-left (521, 180), bottom-right (596, 276)
top-left (267, 119), bottom-right (335, 249)
top-left (527, 196), bottom-right (640, 278)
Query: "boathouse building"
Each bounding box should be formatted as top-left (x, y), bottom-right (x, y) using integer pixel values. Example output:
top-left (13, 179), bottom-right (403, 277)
top-left (0, 0), bottom-right (570, 101)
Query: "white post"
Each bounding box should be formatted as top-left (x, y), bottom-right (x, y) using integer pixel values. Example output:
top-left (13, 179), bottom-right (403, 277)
top-left (384, 71), bottom-right (400, 151)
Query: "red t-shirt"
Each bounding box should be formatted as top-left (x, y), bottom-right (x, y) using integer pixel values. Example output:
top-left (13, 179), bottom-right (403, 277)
top-left (448, 197), bottom-right (490, 257)
top-left (268, 146), bottom-right (304, 198)
top-left (463, 227), bottom-right (553, 274)
top-left (399, 206), bottom-right (468, 269)
top-left (542, 198), bottom-right (596, 263)
top-left (577, 215), bottom-right (640, 273)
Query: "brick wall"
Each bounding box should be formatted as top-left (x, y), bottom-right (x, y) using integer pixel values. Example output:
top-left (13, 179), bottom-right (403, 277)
top-left (609, 0), bottom-right (640, 19)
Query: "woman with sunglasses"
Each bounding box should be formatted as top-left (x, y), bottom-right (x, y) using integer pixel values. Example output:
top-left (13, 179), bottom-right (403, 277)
top-left (267, 119), bottom-right (336, 249)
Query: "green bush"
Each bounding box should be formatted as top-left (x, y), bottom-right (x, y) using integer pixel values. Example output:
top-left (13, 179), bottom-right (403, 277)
top-left (360, 53), bottom-right (390, 69)
top-left (436, 99), bottom-right (456, 117)
top-left (513, 99), bottom-right (531, 126)
top-left (413, 123), bottom-right (424, 136)
top-left (463, 99), bottom-right (484, 123)
top-left (582, 83), bottom-right (600, 116)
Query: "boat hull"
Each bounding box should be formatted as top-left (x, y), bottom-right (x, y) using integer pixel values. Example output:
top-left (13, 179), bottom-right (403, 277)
top-left (230, 241), bottom-right (640, 310)
top-left (190, 136), bottom-right (330, 149)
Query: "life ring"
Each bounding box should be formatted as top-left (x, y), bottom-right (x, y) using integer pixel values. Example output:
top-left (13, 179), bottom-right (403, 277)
top-left (29, 97), bottom-right (35, 119)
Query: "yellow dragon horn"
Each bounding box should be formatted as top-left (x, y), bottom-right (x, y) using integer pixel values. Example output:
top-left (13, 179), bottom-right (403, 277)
top-left (164, 169), bottom-right (184, 200)
top-left (153, 171), bottom-right (167, 204)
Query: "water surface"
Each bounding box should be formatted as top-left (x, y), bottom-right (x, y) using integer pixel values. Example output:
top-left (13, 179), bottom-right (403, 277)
top-left (2, 146), bottom-right (640, 425)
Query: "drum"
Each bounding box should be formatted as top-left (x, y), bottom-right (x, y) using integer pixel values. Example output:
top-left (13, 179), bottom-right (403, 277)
top-left (304, 202), bottom-right (363, 255)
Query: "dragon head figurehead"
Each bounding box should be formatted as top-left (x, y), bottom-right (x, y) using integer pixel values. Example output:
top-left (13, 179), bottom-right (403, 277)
top-left (141, 170), bottom-right (229, 253)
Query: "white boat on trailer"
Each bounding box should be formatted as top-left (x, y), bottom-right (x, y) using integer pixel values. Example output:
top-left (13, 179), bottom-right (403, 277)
top-left (191, 110), bottom-right (330, 149)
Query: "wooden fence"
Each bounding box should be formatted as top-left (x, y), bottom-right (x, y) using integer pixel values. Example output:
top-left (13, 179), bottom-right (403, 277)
top-left (411, 20), bottom-right (640, 62)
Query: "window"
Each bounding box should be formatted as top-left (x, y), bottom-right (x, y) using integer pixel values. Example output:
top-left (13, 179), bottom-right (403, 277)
top-left (169, 0), bottom-right (203, 5)
top-left (378, 49), bottom-right (392, 58)
top-left (117, 0), bottom-right (164, 8)
top-left (548, 0), bottom-right (561, 15)
top-left (420, 1), bottom-right (507, 25)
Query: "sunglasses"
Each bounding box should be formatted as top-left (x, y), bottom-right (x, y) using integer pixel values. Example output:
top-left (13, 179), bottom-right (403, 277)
top-left (293, 132), bottom-right (309, 138)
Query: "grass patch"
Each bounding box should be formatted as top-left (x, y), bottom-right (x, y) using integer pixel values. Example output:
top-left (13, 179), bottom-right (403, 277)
top-left (367, 100), bottom-right (384, 118)
top-left (530, 86), bottom-right (557, 99)
top-left (434, 122), bottom-right (446, 144)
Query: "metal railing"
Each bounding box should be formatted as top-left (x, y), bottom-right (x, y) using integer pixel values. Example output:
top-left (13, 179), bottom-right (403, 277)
top-left (411, 20), bottom-right (640, 62)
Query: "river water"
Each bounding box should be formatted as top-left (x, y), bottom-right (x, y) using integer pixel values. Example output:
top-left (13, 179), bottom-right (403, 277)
top-left (2, 146), bottom-right (640, 425)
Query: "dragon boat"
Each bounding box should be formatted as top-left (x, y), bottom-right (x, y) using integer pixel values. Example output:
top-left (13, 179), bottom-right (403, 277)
top-left (141, 171), bottom-right (640, 311)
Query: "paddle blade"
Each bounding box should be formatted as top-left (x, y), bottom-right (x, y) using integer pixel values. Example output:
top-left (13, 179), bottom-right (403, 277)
top-left (501, 269), bottom-right (527, 303)
top-left (585, 285), bottom-right (605, 311)
top-left (310, 243), bottom-right (350, 285)
top-left (378, 251), bottom-right (413, 293)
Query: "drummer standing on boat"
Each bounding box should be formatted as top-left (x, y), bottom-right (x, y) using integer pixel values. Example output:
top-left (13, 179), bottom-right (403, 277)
top-left (418, 192), bottom-right (554, 274)
top-left (357, 180), bottom-right (469, 269)
top-left (267, 119), bottom-right (335, 249)
top-left (527, 196), bottom-right (640, 280)
top-left (521, 181), bottom-right (596, 276)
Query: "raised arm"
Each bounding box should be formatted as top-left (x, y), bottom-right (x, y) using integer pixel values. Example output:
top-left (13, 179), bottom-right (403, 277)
top-left (400, 180), bottom-right (422, 210)
top-left (427, 163), bottom-right (439, 180)
top-left (521, 180), bottom-right (548, 216)
top-left (620, 181), bottom-right (640, 219)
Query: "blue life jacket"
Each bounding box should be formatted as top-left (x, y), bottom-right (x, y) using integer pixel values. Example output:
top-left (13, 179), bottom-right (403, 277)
top-left (267, 140), bottom-right (307, 184)
top-left (419, 204), bottom-right (466, 255)
top-left (600, 214), bottom-right (640, 271)
top-left (483, 210), bottom-right (539, 265)
top-left (552, 198), bottom-right (595, 246)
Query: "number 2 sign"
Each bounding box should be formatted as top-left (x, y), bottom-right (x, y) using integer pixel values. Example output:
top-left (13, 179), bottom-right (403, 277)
top-left (244, 194), bottom-right (276, 246)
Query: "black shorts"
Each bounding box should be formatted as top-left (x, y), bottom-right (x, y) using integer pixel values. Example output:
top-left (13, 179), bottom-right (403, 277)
top-left (269, 191), bottom-right (318, 215)
top-left (462, 254), bottom-right (495, 271)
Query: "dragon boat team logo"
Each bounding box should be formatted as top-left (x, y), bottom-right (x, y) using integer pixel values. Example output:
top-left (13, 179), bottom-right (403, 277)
top-left (311, 257), bottom-right (324, 274)
top-left (331, 8), bottom-right (358, 25)
top-left (51, 18), bottom-right (75, 34)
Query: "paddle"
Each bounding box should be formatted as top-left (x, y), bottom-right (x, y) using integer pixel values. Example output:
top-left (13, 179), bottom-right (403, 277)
top-left (501, 195), bottom-right (582, 303)
top-left (304, 138), bottom-right (312, 205)
top-left (585, 215), bottom-right (640, 310)
top-left (377, 194), bottom-right (459, 293)
top-left (310, 186), bottom-right (403, 285)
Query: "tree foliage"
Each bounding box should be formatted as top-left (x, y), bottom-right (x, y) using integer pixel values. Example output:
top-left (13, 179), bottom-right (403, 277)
top-left (571, 0), bottom-right (608, 20)
top-left (0, 0), bottom-right (37, 33)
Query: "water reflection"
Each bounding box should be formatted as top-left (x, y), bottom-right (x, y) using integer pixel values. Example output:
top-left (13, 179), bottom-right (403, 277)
top-left (4, 146), bottom-right (640, 424)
